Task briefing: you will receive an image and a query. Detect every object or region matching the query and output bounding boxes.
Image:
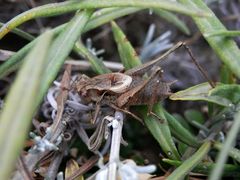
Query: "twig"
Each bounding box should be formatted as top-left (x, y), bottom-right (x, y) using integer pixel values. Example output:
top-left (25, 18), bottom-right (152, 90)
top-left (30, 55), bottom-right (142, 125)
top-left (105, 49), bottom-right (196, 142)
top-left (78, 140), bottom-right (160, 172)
top-left (50, 64), bottom-right (72, 141)
top-left (45, 142), bottom-right (67, 179)
top-left (65, 59), bottom-right (123, 71)
top-left (13, 152), bottom-right (44, 180)
top-left (16, 154), bottom-right (34, 180)
top-left (0, 48), bottom-right (123, 71)
top-left (13, 66), bottom-right (72, 179)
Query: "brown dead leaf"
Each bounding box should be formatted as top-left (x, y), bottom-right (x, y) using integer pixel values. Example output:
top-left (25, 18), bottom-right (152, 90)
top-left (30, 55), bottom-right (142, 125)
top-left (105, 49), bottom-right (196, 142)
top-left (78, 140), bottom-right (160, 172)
top-left (65, 159), bottom-right (83, 180)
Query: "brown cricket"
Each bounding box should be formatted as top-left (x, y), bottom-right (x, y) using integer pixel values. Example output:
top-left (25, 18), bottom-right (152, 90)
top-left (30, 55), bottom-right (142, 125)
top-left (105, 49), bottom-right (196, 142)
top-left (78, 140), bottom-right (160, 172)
top-left (74, 42), bottom-right (214, 122)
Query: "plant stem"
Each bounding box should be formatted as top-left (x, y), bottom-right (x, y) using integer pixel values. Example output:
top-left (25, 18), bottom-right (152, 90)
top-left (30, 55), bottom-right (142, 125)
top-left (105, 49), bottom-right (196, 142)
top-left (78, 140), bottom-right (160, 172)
top-left (108, 111), bottom-right (124, 180)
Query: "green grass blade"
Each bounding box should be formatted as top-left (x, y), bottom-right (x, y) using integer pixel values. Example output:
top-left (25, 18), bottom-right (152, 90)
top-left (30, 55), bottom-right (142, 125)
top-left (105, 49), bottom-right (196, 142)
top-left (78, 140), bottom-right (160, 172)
top-left (220, 65), bottom-right (235, 84)
top-left (111, 21), bottom-right (142, 69)
top-left (210, 84), bottom-right (240, 104)
top-left (163, 109), bottom-right (200, 148)
top-left (38, 10), bottom-right (93, 106)
top-left (0, 31), bottom-right (52, 180)
top-left (0, 10), bottom-right (92, 110)
top-left (167, 141), bottom-right (211, 180)
top-left (78, 0), bottom-right (208, 16)
top-left (140, 105), bottom-right (181, 160)
top-left (173, 114), bottom-right (194, 133)
top-left (0, 22), bottom-right (34, 41)
top-left (0, 32), bottom-right (55, 79)
top-left (74, 41), bottom-right (111, 74)
top-left (205, 30), bottom-right (240, 37)
top-left (170, 82), bottom-right (232, 106)
top-left (84, 7), bottom-right (142, 33)
top-left (163, 159), bottom-right (240, 177)
top-left (153, 9), bottom-right (190, 35)
top-left (213, 142), bottom-right (240, 163)
top-left (184, 109), bottom-right (205, 124)
top-left (209, 109), bottom-right (240, 180)
top-left (0, 8), bottom-right (140, 79)
top-left (1, 7), bottom-right (140, 42)
top-left (0, 0), bottom-right (209, 39)
top-left (179, 0), bottom-right (240, 78)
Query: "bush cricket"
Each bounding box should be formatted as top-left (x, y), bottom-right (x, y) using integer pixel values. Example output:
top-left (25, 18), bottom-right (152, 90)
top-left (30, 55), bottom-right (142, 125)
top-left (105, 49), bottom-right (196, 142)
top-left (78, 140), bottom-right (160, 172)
top-left (74, 42), bottom-right (214, 123)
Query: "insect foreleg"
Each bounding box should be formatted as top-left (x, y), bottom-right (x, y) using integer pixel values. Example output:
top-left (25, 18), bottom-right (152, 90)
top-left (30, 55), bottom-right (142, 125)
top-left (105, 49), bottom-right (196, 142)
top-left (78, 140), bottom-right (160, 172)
top-left (92, 91), bottom-right (108, 124)
top-left (108, 103), bottom-right (143, 124)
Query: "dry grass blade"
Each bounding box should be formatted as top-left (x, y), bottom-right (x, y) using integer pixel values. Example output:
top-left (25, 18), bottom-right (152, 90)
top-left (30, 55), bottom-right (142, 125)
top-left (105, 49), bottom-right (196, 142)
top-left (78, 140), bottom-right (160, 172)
top-left (50, 65), bottom-right (72, 142)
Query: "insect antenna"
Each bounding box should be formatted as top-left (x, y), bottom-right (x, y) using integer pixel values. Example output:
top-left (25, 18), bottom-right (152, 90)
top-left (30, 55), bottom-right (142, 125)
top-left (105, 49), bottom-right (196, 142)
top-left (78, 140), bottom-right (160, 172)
top-left (182, 42), bottom-right (216, 88)
top-left (141, 41), bottom-right (215, 88)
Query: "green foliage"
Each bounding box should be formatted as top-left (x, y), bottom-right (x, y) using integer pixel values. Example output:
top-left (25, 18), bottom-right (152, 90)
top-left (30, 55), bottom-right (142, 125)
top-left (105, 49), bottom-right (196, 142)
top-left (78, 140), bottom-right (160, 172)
top-left (210, 84), bottom-right (240, 104)
top-left (163, 158), bottom-right (240, 177)
top-left (0, 0), bottom-right (240, 179)
top-left (210, 108), bottom-right (240, 180)
top-left (38, 10), bottom-right (93, 107)
top-left (74, 41), bottom-right (111, 74)
top-left (111, 21), bottom-right (142, 69)
top-left (170, 82), bottom-right (232, 106)
top-left (0, 31), bottom-right (53, 179)
top-left (220, 65), bottom-right (235, 84)
top-left (205, 30), bottom-right (240, 37)
top-left (0, 0), bottom-right (209, 39)
top-left (163, 109), bottom-right (200, 147)
top-left (166, 141), bottom-right (211, 180)
top-left (184, 109), bottom-right (205, 125)
top-left (140, 105), bottom-right (181, 160)
top-left (153, 9), bottom-right (190, 35)
top-left (179, 0), bottom-right (240, 78)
